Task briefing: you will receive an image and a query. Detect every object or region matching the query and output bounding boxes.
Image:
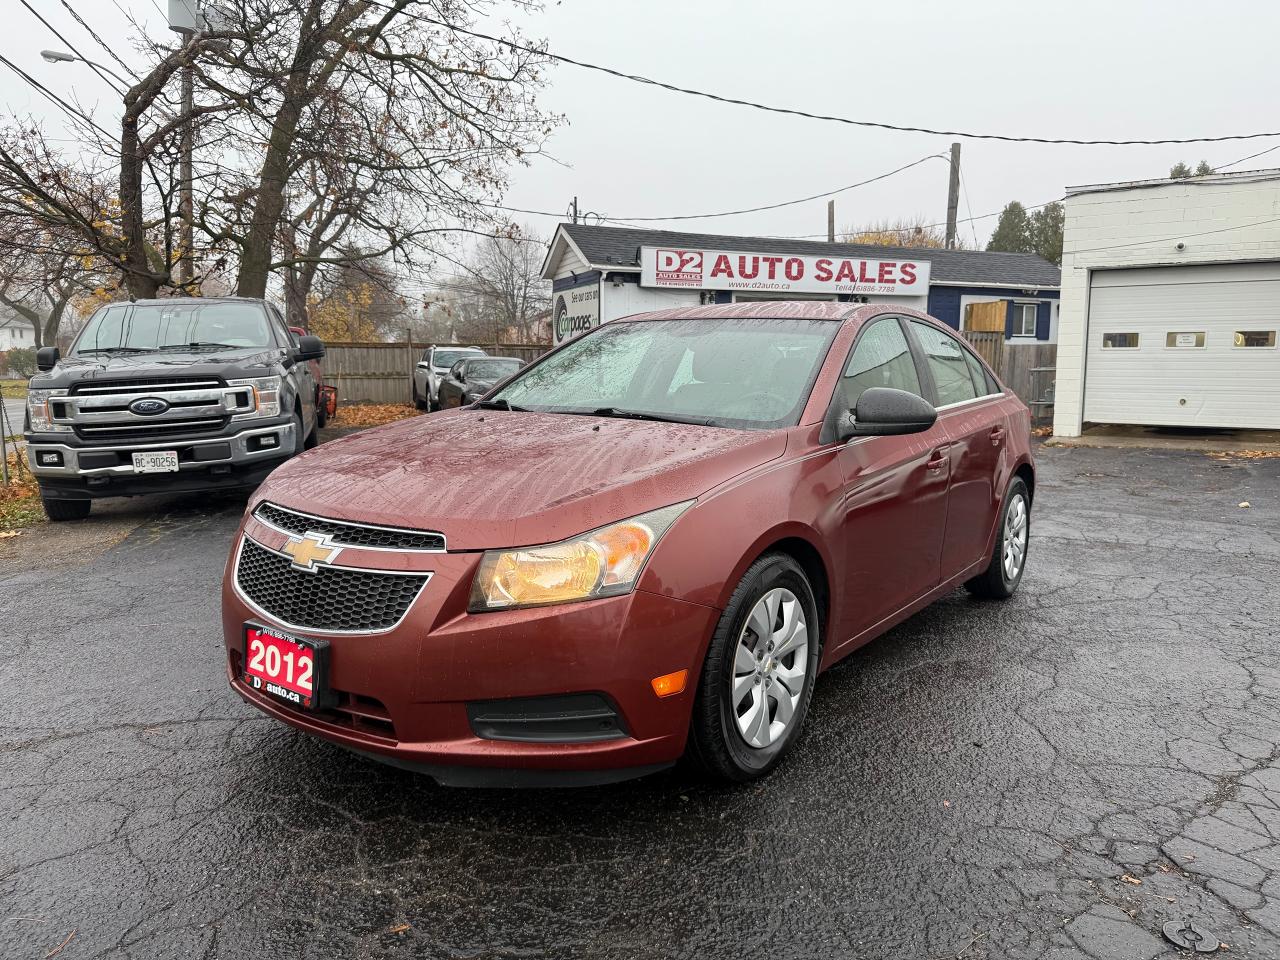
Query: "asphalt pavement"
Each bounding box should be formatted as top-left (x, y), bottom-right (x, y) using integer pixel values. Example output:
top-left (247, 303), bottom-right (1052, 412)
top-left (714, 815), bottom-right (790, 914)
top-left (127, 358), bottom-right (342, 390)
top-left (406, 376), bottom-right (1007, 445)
top-left (2, 443), bottom-right (1279, 959)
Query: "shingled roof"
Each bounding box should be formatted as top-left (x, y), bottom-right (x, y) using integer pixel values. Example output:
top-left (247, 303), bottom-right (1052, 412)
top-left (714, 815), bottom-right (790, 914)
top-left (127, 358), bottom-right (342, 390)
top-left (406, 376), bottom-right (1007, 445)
top-left (554, 223), bottom-right (1061, 288)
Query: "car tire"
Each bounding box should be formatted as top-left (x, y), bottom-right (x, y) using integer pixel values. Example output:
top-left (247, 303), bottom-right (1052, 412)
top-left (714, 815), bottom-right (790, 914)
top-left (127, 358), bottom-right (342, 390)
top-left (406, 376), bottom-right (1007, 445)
top-left (688, 553), bottom-right (821, 782)
top-left (41, 495), bottom-right (91, 521)
top-left (965, 476), bottom-right (1031, 600)
top-left (412, 383), bottom-right (427, 411)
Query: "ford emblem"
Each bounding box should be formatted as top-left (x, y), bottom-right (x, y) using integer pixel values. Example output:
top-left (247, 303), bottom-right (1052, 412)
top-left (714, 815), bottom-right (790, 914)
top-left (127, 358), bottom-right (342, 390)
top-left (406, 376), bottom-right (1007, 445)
top-left (129, 397), bottom-right (170, 416)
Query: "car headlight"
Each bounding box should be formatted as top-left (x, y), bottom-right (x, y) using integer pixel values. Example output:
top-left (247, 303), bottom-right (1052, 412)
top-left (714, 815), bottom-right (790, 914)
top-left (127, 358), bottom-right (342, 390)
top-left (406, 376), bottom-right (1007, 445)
top-left (26, 388), bottom-right (72, 433)
top-left (228, 376), bottom-right (282, 418)
top-left (469, 501), bottom-right (693, 611)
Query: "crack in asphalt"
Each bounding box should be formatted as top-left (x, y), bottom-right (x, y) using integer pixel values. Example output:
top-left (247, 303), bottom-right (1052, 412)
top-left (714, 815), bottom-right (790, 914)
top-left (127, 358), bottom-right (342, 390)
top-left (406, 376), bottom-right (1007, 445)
top-left (0, 445), bottom-right (1278, 959)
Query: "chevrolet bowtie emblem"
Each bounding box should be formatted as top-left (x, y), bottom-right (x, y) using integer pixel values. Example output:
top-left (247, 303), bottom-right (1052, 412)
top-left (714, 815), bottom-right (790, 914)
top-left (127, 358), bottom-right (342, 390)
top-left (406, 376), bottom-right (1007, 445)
top-left (282, 531), bottom-right (340, 571)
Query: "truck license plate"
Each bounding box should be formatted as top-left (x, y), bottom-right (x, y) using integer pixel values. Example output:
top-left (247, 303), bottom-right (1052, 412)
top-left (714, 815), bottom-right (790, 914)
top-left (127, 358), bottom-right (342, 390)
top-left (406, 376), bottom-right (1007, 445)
top-left (132, 451), bottom-right (179, 473)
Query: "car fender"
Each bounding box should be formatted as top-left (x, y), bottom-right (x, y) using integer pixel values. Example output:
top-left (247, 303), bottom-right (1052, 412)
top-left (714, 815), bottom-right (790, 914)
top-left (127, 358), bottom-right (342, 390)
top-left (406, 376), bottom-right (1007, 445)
top-left (638, 433), bottom-right (842, 630)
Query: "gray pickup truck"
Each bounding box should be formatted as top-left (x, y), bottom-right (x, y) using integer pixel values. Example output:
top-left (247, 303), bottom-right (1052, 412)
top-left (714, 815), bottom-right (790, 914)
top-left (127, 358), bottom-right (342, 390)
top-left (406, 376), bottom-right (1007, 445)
top-left (24, 297), bottom-right (325, 520)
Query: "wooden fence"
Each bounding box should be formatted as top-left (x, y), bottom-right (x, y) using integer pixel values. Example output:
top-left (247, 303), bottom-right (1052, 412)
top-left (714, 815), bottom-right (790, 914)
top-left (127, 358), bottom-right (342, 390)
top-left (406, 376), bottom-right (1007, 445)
top-left (320, 341), bottom-right (551, 404)
top-left (962, 331), bottom-right (1056, 422)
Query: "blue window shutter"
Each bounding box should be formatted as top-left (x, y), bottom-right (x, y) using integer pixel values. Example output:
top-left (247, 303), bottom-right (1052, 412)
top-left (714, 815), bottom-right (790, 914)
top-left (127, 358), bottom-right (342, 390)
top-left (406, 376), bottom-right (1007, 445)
top-left (927, 287), bottom-right (962, 329)
top-left (1036, 302), bottom-right (1051, 340)
top-left (1004, 301), bottom-right (1017, 338)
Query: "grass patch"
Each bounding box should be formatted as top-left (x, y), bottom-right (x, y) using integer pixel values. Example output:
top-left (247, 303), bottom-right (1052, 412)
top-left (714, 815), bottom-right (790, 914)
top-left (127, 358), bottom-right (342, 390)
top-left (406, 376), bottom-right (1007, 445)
top-left (330, 403), bottom-right (423, 430)
top-left (0, 451), bottom-right (42, 535)
top-left (0, 378), bottom-right (28, 399)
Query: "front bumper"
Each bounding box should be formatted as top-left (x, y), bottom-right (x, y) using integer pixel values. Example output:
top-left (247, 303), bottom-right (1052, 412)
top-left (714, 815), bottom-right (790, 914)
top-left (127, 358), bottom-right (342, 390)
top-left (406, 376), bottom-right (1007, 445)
top-left (27, 422), bottom-right (295, 498)
top-left (221, 517), bottom-right (720, 786)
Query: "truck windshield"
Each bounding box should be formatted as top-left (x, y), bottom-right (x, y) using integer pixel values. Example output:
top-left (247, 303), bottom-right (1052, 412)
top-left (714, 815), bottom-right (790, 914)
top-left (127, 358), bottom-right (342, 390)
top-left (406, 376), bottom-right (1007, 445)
top-left (491, 317), bottom-right (837, 430)
top-left (73, 302), bottom-right (274, 355)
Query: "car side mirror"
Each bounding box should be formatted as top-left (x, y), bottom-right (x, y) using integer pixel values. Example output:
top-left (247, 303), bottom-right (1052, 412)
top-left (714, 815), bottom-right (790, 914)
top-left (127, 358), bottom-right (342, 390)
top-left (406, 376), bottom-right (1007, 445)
top-left (36, 346), bottom-right (60, 371)
top-left (417, 361), bottom-right (430, 369)
top-left (294, 335), bottom-right (325, 361)
top-left (839, 387), bottom-right (937, 440)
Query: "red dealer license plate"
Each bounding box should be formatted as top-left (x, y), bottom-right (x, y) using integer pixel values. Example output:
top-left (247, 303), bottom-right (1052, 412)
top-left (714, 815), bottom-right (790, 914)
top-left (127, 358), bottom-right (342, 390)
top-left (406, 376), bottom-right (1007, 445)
top-left (243, 624), bottom-right (330, 710)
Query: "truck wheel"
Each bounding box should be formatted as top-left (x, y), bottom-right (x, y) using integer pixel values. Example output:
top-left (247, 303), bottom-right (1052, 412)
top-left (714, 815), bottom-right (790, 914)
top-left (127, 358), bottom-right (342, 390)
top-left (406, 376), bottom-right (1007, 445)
top-left (290, 409), bottom-right (306, 456)
top-left (41, 495), bottom-right (91, 521)
top-left (412, 383), bottom-right (427, 411)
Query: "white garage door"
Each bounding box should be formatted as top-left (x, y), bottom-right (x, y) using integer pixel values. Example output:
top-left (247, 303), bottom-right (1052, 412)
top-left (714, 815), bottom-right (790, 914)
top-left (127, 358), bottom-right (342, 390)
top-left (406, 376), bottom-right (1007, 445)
top-left (1084, 262), bottom-right (1280, 429)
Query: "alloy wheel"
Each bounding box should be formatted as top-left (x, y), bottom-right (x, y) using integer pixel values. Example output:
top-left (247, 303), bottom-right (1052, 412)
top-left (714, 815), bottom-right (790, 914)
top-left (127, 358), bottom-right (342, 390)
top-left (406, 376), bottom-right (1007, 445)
top-left (1003, 493), bottom-right (1028, 581)
top-left (731, 587), bottom-right (809, 749)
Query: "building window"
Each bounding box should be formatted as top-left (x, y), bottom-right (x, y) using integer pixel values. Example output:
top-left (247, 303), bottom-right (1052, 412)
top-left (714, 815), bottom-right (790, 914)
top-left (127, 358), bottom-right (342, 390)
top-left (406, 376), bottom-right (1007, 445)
top-left (1234, 330), bottom-right (1277, 348)
top-left (1014, 303), bottom-right (1037, 337)
top-left (1102, 332), bottom-right (1139, 348)
top-left (1165, 331), bottom-right (1206, 348)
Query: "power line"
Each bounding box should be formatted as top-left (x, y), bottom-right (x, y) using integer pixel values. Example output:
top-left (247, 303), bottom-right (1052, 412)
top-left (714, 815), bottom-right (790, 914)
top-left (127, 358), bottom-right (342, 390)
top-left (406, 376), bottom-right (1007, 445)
top-left (475, 154), bottom-right (947, 226)
top-left (957, 159), bottom-right (981, 248)
top-left (17, 0), bottom-right (128, 96)
top-left (374, 2), bottom-right (1280, 147)
top-left (60, 0), bottom-right (144, 81)
top-left (607, 154), bottom-right (947, 221)
top-left (0, 52), bottom-right (114, 139)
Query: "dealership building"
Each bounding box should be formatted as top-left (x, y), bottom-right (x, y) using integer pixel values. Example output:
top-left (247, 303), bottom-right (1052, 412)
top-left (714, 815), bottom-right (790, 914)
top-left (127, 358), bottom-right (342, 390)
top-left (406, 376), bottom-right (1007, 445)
top-left (1054, 169), bottom-right (1280, 436)
top-left (541, 223), bottom-right (1061, 346)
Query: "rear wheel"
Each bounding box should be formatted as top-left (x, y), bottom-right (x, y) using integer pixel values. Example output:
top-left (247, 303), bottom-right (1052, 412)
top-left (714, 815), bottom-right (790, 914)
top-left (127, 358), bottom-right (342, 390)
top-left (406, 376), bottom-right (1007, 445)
top-left (41, 494), bottom-right (91, 521)
top-left (688, 553), bottom-right (821, 782)
top-left (412, 381), bottom-right (428, 411)
top-left (965, 476), bottom-right (1030, 599)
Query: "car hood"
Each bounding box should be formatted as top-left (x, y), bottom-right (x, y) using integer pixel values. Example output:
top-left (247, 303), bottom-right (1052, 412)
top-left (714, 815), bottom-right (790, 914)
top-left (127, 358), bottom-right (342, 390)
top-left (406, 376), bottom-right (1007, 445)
top-left (34, 348), bottom-right (285, 388)
top-left (252, 409), bottom-right (788, 550)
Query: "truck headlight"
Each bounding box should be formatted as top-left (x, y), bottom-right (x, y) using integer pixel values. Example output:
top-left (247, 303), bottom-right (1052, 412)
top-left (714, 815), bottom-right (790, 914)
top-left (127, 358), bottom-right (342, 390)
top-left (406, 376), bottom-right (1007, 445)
top-left (469, 501), bottom-right (693, 611)
top-left (228, 376), bottom-right (282, 418)
top-left (26, 389), bottom-right (72, 433)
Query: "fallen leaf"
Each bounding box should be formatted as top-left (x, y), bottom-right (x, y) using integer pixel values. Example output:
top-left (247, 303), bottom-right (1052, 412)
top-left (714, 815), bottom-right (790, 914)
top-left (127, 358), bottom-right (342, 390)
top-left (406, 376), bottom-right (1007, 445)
top-left (389, 923), bottom-right (411, 934)
top-left (0, 530), bottom-right (20, 539)
top-left (1239, 501), bottom-right (1251, 508)
top-left (1120, 874), bottom-right (1142, 885)
top-left (942, 799), bottom-right (952, 808)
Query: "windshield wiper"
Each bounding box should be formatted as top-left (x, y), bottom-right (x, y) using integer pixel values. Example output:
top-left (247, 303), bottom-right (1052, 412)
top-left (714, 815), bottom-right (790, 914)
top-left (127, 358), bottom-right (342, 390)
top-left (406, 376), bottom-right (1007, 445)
top-left (472, 398), bottom-right (530, 412)
top-left (589, 407), bottom-right (716, 426)
top-left (75, 346), bottom-right (154, 355)
top-left (159, 341), bottom-right (241, 350)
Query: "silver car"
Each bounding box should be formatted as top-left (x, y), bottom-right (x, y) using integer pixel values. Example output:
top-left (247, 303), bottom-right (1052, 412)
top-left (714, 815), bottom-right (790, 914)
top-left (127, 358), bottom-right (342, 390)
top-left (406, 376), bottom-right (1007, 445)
top-left (412, 345), bottom-right (486, 410)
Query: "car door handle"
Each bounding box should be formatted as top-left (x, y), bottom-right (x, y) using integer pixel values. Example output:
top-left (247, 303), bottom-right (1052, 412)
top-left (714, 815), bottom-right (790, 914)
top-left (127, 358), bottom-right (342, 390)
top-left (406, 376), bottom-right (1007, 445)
top-left (989, 426), bottom-right (1005, 446)
top-left (926, 449), bottom-right (949, 471)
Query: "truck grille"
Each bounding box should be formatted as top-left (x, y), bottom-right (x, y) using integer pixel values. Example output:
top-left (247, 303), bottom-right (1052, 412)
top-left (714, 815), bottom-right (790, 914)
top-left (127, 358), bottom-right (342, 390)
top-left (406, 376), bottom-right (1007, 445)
top-left (57, 376), bottom-right (250, 443)
top-left (253, 502), bottom-right (446, 551)
top-left (234, 537), bottom-right (430, 633)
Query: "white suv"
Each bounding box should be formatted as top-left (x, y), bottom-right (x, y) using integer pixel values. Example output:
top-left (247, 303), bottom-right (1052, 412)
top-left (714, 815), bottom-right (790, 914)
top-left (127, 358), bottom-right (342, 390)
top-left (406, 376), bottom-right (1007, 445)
top-left (413, 345), bottom-right (487, 410)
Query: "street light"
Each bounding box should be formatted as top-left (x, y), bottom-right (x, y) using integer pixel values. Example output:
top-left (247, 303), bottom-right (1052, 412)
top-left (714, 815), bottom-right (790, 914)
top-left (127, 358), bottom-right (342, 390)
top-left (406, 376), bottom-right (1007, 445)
top-left (38, 49), bottom-right (131, 89)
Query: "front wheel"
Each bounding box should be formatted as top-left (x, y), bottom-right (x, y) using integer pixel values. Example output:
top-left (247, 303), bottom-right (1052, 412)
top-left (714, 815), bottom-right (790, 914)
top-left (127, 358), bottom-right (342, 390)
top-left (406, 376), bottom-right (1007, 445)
top-left (688, 553), bottom-right (821, 782)
top-left (965, 476), bottom-right (1030, 599)
top-left (41, 494), bottom-right (91, 521)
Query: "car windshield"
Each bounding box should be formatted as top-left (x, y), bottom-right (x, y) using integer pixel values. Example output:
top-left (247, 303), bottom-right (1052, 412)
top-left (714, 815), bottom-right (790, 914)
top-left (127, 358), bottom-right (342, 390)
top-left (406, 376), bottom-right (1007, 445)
top-left (434, 349), bottom-right (481, 368)
top-left (492, 317), bottom-right (837, 429)
top-left (74, 302), bottom-right (273, 354)
top-left (465, 358), bottom-right (521, 379)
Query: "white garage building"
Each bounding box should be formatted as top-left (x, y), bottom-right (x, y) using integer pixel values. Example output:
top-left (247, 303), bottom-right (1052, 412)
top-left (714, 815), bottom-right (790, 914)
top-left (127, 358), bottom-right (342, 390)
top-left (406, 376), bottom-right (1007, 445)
top-left (1054, 169), bottom-right (1280, 436)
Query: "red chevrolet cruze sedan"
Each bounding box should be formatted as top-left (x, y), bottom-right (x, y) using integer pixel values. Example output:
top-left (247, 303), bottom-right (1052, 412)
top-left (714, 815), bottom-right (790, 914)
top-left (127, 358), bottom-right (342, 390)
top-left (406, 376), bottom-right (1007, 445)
top-left (222, 302), bottom-right (1034, 786)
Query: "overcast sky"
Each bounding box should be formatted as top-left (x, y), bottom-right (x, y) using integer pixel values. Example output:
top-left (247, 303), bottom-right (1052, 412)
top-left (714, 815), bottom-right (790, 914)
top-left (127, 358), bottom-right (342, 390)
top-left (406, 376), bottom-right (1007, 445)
top-left (7, 0), bottom-right (1280, 255)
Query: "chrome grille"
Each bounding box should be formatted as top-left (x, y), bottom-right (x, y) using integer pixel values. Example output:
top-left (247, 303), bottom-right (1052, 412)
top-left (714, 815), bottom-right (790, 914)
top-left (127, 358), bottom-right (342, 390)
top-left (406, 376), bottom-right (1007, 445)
top-left (235, 537), bottom-right (430, 633)
top-left (58, 376), bottom-right (250, 443)
top-left (253, 502), bottom-right (446, 551)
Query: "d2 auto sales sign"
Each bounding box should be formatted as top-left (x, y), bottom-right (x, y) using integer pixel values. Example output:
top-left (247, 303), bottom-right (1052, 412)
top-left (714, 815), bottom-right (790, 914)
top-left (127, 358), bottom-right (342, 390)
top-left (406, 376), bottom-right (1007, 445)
top-left (640, 246), bottom-right (931, 297)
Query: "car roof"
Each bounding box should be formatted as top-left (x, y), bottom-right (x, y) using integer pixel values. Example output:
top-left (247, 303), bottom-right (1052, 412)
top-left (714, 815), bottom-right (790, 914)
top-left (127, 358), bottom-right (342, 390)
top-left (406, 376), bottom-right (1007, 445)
top-left (618, 301), bottom-right (874, 323)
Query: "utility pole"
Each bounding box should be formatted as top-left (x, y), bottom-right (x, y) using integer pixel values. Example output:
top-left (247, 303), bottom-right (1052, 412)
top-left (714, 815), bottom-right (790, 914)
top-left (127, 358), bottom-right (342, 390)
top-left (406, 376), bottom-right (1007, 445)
top-left (569, 196), bottom-right (579, 224)
top-left (827, 199), bottom-right (835, 243)
top-left (945, 142), bottom-right (961, 250)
